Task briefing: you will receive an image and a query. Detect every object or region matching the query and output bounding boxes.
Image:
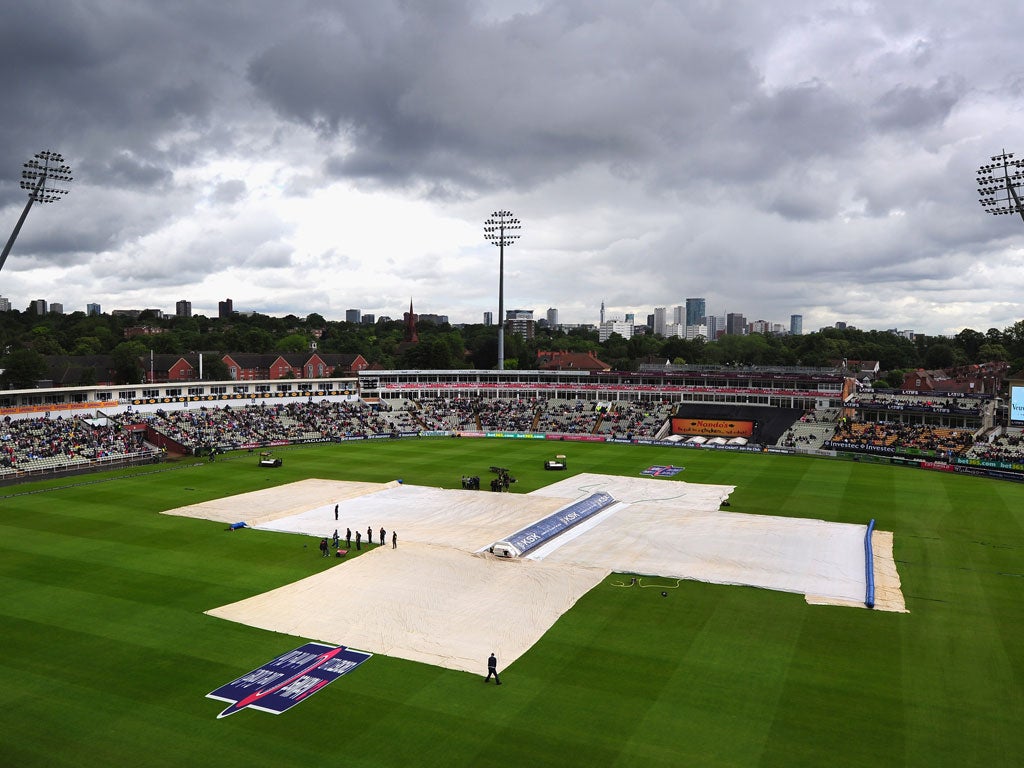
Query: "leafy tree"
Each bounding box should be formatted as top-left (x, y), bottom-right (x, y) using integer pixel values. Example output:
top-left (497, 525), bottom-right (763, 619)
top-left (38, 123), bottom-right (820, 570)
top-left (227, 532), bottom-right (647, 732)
top-left (1004, 320), bottom-right (1024, 360)
top-left (70, 336), bottom-right (105, 356)
top-left (201, 358), bottom-right (231, 381)
top-left (275, 334), bottom-right (309, 353)
top-left (111, 341), bottom-right (147, 384)
top-left (240, 328), bottom-right (275, 353)
top-left (954, 328), bottom-right (986, 360)
top-left (924, 343), bottom-right (955, 369)
top-left (601, 333), bottom-right (629, 362)
top-left (877, 369), bottom-right (907, 389)
top-left (466, 333), bottom-right (498, 369)
top-left (142, 333), bottom-right (182, 355)
top-left (0, 348), bottom-right (49, 388)
top-left (977, 342), bottom-right (1010, 362)
top-left (626, 332), bottom-right (662, 362)
top-left (29, 325), bottom-right (66, 355)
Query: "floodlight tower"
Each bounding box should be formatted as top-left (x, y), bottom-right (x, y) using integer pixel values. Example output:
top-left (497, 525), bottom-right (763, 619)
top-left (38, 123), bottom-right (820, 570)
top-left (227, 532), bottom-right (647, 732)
top-left (483, 210), bottom-right (522, 371)
top-left (977, 150), bottom-right (1024, 224)
top-left (0, 150), bottom-right (74, 274)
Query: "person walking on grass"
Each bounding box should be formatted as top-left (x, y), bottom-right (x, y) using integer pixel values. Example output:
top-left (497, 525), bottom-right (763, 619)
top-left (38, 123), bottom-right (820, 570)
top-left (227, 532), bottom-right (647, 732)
top-left (355, 530), bottom-right (361, 550)
top-left (367, 526), bottom-right (373, 546)
top-left (380, 527), bottom-right (386, 547)
top-left (346, 528), bottom-right (351, 549)
top-left (485, 653), bottom-right (501, 685)
top-left (319, 538), bottom-right (329, 558)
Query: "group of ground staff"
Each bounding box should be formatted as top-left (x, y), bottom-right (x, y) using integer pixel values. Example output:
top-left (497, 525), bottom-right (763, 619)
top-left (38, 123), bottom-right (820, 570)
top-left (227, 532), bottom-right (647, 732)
top-left (319, 503), bottom-right (397, 557)
top-left (316, 502), bottom-right (503, 685)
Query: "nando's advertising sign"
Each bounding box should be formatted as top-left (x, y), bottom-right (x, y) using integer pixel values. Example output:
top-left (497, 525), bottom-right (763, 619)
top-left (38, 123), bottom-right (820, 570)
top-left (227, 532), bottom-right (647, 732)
top-left (671, 418), bottom-right (754, 438)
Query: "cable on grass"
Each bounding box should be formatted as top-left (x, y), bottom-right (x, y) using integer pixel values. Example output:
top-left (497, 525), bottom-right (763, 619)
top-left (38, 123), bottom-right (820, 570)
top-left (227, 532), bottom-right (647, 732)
top-left (609, 576), bottom-right (682, 589)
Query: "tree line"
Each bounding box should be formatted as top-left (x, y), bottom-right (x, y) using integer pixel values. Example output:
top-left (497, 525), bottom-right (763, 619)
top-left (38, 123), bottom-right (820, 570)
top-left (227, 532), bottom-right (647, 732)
top-left (1, 307), bottom-right (1023, 389)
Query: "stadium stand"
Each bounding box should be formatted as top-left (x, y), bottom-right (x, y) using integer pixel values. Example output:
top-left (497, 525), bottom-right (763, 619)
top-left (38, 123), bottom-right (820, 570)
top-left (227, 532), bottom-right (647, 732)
top-left (1, 414), bottom-right (159, 479)
top-left (1, 366), bottom-right (1019, 482)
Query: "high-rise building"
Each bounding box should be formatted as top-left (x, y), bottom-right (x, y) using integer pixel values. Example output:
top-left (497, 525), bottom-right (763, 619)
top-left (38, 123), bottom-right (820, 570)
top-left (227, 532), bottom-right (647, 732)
top-left (547, 307), bottom-right (558, 328)
top-left (361, 313), bottom-right (375, 324)
top-left (32, 299), bottom-right (47, 315)
top-left (418, 313), bottom-right (449, 325)
top-left (0, 295), bottom-right (11, 312)
top-left (599, 320), bottom-right (633, 341)
top-left (600, 302), bottom-right (605, 324)
top-left (624, 313), bottom-right (635, 325)
top-left (49, 302), bottom-right (64, 314)
top-left (86, 303), bottom-right (101, 316)
top-left (707, 314), bottom-right (726, 340)
top-left (218, 298), bottom-right (233, 318)
top-left (653, 307), bottom-right (668, 336)
top-left (726, 313), bottom-right (747, 335)
top-left (506, 309), bottom-right (535, 339)
top-left (346, 309), bottom-right (361, 324)
top-left (685, 324), bottom-right (708, 340)
top-left (685, 298), bottom-right (706, 327)
top-left (790, 314), bottom-right (803, 335)
top-left (750, 319), bottom-right (770, 335)
top-left (483, 311), bottom-right (493, 326)
top-left (176, 300), bottom-right (192, 318)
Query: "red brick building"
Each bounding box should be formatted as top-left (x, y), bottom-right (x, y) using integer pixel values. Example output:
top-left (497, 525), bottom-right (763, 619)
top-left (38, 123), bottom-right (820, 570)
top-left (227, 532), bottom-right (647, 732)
top-left (536, 350), bottom-right (611, 371)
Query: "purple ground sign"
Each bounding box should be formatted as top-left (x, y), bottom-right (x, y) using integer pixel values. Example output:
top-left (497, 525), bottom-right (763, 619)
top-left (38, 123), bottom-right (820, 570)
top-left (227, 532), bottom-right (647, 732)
top-left (641, 465), bottom-right (684, 477)
top-left (207, 642), bottom-right (371, 718)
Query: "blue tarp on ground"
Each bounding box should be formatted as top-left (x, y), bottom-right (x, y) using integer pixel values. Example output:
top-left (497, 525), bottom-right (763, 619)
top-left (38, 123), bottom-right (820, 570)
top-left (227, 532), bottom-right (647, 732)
top-left (492, 492), bottom-right (616, 557)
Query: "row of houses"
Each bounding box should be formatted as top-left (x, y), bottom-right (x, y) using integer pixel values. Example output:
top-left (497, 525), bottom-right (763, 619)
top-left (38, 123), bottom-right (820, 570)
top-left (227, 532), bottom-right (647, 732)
top-left (37, 349), bottom-right (617, 388)
top-left (44, 352), bottom-right (370, 386)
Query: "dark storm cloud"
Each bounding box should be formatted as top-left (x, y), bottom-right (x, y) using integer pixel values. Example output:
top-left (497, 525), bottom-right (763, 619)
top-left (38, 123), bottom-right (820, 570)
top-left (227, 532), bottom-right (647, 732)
top-left (0, 1), bottom-right (301, 193)
top-left (870, 78), bottom-right (965, 131)
top-left (82, 155), bottom-right (175, 191)
top-left (247, 1), bottom-right (760, 194)
top-left (0, 0), bottom-right (1021, 332)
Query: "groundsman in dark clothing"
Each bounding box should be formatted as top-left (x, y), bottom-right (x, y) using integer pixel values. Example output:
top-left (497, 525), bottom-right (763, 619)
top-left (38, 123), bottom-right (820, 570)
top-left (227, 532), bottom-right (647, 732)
top-left (485, 653), bottom-right (501, 685)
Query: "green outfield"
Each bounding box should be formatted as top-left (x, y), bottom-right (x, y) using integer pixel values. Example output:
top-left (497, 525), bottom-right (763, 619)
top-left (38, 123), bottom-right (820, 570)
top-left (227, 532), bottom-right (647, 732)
top-left (2, 439), bottom-right (1023, 767)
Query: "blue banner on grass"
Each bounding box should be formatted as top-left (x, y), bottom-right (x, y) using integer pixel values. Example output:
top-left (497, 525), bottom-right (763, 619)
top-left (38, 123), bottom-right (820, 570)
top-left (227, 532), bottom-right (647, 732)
top-left (207, 642), bottom-right (371, 718)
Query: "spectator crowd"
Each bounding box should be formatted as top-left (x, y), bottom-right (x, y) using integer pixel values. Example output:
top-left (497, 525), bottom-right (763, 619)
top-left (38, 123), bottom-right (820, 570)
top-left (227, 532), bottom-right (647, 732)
top-left (4, 394), bottom-right (1024, 480)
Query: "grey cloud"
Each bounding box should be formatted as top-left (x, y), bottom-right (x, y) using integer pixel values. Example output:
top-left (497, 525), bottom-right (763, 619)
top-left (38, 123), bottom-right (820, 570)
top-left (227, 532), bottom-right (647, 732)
top-left (870, 78), bottom-right (965, 131)
top-left (212, 180), bottom-right (248, 205)
top-left (81, 154), bottom-right (175, 191)
top-left (1, 1), bottom-right (1022, 334)
top-left (248, 1), bottom-right (761, 193)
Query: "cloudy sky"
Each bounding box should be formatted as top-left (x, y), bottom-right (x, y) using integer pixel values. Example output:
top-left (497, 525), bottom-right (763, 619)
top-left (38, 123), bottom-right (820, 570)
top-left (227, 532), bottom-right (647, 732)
top-left (1, 0), bottom-right (1023, 335)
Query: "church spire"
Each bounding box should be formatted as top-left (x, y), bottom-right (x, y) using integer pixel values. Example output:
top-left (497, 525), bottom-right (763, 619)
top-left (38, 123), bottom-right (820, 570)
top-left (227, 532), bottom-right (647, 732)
top-left (403, 299), bottom-right (418, 343)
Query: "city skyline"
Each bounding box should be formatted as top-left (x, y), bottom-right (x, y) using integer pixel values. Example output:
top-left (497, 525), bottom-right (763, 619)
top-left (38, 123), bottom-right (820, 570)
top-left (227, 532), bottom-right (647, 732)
top-left (1, 3), bottom-right (1023, 336)
top-left (4, 291), bottom-right (914, 339)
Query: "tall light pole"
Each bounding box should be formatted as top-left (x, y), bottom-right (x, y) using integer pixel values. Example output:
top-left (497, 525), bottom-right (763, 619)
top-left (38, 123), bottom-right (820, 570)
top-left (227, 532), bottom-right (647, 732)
top-left (977, 150), bottom-right (1024, 224)
top-left (484, 210), bottom-right (521, 370)
top-left (1, 150), bottom-right (73, 274)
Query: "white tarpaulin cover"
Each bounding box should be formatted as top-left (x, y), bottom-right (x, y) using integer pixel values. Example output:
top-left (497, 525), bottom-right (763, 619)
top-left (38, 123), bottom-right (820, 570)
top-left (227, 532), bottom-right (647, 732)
top-left (170, 473), bottom-right (905, 675)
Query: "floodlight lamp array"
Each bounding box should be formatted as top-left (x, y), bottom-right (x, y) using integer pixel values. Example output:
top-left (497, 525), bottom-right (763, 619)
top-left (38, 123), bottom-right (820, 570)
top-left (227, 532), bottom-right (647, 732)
top-left (483, 210), bottom-right (522, 247)
top-left (976, 150), bottom-right (1023, 217)
top-left (19, 150), bottom-right (73, 204)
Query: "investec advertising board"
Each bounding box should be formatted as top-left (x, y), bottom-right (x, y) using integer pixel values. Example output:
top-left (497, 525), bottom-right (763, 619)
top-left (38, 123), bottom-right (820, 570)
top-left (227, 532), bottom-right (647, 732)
top-left (671, 418), bottom-right (754, 437)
